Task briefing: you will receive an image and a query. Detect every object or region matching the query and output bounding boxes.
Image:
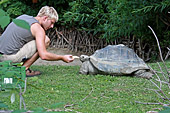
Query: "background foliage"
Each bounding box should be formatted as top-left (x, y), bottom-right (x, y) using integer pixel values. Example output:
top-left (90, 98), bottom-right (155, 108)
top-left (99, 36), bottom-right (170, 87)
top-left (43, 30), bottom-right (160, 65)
top-left (0, 0), bottom-right (170, 54)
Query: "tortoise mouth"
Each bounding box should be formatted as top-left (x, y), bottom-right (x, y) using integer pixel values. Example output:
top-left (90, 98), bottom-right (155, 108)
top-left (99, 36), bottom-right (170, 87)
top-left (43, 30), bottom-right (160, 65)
top-left (80, 55), bottom-right (89, 62)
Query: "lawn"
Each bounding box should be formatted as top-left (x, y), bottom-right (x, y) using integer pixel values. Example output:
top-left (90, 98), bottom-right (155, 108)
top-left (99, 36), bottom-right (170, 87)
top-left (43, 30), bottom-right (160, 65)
top-left (1, 62), bottom-right (170, 112)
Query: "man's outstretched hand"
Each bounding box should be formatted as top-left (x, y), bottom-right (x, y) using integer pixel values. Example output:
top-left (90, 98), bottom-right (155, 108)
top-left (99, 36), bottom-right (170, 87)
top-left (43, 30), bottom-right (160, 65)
top-left (62, 55), bottom-right (74, 63)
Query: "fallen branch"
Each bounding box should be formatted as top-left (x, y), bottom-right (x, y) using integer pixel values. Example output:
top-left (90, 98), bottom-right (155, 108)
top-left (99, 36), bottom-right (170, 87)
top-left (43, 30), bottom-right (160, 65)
top-left (135, 101), bottom-right (170, 106)
top-left (136, 26), bottom-right (170, 106)
top-left (81, 87), bottom-right (94, 102)
top-left (148, 26), bottom-right (170, 81)
top-left (164, 47), bottom-right (170, 60)
top-left (64, 104), bottom-right (75, 108)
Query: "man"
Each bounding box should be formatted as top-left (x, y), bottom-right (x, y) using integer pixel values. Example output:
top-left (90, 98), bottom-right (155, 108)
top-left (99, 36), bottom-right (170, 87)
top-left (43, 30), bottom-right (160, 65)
top-left (0, 6), bottom-right (74, 77)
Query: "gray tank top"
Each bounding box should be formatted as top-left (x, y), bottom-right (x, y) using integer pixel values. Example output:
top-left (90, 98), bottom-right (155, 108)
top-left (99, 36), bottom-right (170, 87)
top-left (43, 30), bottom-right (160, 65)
top-left (0, 14), bottom-right (39, 55)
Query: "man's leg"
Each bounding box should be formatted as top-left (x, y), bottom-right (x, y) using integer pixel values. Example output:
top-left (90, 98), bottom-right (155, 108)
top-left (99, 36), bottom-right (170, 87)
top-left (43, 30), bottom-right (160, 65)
top-left (23, 52), bottom-right (39, 70)
top-left (0, 40), bottom-right (37, 63)
top-left (0, 36), bottom-right (50, 77)
top-left (23, 36), bottom-right (50, 70)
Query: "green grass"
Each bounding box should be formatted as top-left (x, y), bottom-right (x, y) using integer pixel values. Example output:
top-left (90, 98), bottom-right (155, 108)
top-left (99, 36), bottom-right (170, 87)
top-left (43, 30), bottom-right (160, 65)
top-left (1, 62), bottom-right (170, 112)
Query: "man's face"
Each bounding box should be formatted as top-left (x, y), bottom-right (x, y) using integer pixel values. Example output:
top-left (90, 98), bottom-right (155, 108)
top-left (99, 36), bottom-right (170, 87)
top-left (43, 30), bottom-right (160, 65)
top-left (42, 17), bottom-right (55, 30)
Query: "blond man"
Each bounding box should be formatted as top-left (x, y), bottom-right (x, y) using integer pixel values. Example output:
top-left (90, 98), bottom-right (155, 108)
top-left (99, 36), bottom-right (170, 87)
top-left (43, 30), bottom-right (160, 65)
top-left (0, 6), bottom-right (74, 77)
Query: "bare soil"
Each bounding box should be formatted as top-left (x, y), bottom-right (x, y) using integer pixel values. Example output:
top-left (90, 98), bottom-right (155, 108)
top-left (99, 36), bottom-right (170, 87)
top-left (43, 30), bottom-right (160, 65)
top-left (33, 47), bottom-right (84, 66)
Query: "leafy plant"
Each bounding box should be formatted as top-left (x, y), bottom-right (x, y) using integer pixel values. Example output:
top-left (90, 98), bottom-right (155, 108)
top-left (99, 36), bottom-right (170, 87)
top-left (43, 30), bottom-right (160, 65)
top-left (0, 9), bottom-right (10, 29)
top-left (0, 8), bottom-right (30, 30)
top-left (159, 106), bottom-right (170, 113)
top-left (0, 101), bottom-right (8, 109)
top-left (12, 19), bottom-right (30, 30)
top-left (0, 0), bottom-right (37, 18)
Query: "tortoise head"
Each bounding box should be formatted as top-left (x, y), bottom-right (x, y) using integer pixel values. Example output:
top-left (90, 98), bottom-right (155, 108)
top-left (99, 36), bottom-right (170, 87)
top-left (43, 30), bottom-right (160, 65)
top-left (80, 55), bottom-right (90, 62)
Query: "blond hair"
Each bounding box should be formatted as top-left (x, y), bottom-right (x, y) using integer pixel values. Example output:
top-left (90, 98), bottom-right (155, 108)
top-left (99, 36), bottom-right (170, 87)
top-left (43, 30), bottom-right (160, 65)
top-left (37, 6), bottom-right (58, 22)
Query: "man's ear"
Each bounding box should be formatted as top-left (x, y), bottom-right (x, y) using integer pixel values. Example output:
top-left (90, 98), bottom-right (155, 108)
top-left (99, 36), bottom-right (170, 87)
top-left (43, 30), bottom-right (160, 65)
top-left (43, 16), bottom-right (48, 21)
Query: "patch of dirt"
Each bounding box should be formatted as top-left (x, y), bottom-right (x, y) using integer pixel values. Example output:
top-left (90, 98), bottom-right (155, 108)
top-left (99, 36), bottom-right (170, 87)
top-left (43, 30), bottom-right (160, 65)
top-left (33, 47), bottom-right (85, 66)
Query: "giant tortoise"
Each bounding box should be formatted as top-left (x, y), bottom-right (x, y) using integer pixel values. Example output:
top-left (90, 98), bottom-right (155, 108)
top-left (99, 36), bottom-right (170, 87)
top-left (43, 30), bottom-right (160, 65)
top-left (79, 44), bottom-right (153, 79)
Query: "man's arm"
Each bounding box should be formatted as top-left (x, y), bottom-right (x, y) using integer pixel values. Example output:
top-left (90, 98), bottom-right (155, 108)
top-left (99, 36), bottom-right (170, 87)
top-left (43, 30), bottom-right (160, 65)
top-left (31, 23), bottom-right (73, 63)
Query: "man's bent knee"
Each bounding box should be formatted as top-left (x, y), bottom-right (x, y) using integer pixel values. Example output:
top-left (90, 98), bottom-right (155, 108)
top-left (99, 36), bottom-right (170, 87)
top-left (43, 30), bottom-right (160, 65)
top-left (0, 40), bottom-right (37, 63)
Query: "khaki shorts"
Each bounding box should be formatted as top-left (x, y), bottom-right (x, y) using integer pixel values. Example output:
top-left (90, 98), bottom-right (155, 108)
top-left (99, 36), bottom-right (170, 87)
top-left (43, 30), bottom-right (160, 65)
top-left (0, 40), bottom-right (37, 63)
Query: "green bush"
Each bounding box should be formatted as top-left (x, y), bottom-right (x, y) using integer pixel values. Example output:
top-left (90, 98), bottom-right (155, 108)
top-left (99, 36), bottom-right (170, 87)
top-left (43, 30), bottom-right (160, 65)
top-left (62, 0), bottom-right (170, 43)
top-left (1, 0), bottom-right (170, 51)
